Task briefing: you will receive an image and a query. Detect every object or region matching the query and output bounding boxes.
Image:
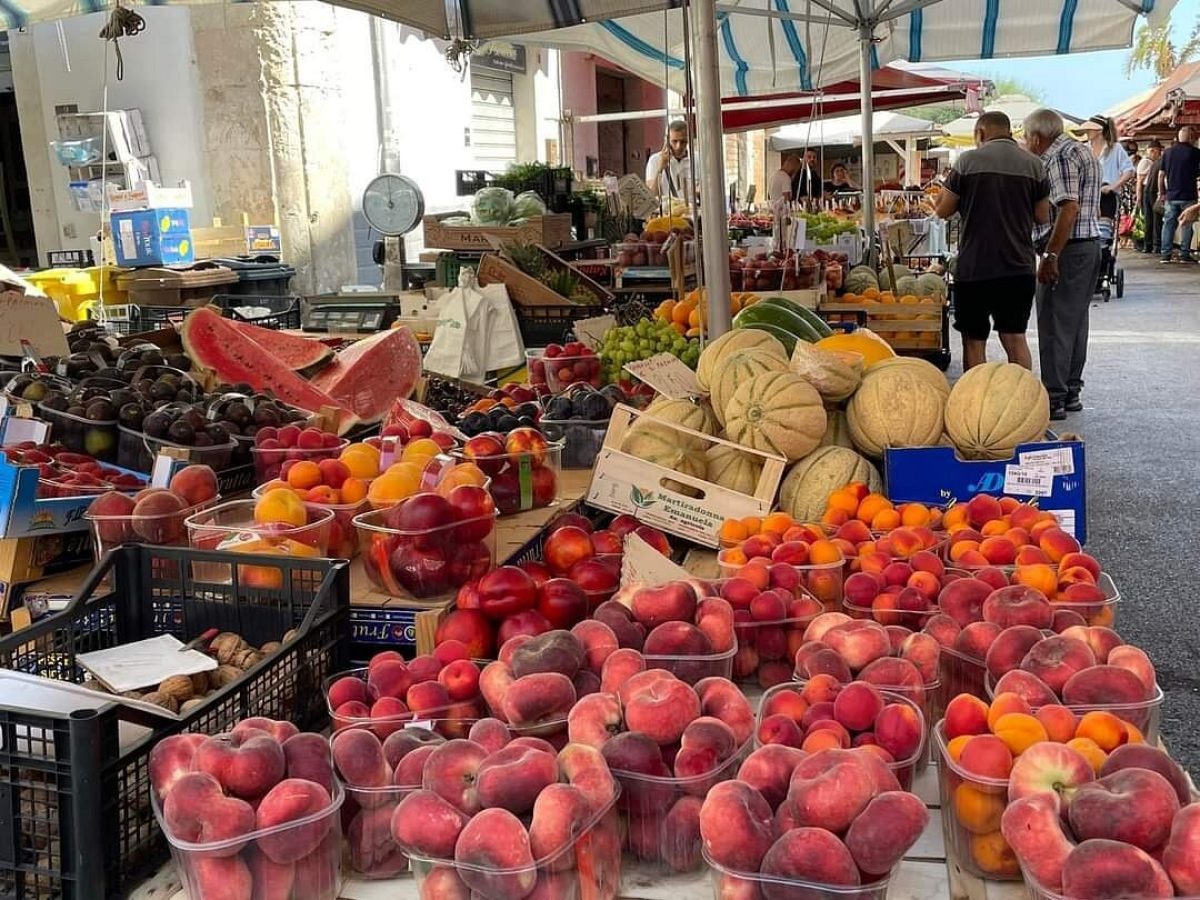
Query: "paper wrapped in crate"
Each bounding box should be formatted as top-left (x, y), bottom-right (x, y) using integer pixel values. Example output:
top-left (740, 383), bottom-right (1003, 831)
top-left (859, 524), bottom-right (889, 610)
top-left (586, 404), bottom-right (785, 548)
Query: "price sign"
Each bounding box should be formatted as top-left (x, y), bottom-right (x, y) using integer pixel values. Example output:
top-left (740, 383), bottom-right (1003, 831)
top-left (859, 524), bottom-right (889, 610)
top-left (619, 533), bottom-right (692, 596)
top-left (623, 353), bottom-right (701, 400)
top-left (573, 315), bottom-right (617, 351)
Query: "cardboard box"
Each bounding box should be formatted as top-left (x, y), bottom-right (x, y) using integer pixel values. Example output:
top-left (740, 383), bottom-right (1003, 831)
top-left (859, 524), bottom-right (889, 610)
top-left (110, 208), bottom-right (194, 267)
top-left (0, 455), bottom-right (146, 539)
top-left (586, 405), bottom-right (787, 548)
top-left (0, 534), bottom-right (92, 618)
top-left (422, 213), bottom-right (573, 252)
top-left (884, 439), bottom-right (1087, 542)
top-left (2, 564), bottom-right (86, 625)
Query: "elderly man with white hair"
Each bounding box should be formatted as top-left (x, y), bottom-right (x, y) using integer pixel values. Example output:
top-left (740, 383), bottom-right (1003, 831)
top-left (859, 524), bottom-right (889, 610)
top-left (1023, 107), bottom-right (1103, 421)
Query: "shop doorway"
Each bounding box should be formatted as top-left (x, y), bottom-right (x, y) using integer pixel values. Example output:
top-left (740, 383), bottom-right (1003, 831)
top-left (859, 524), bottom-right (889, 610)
top-left (470, 65), bottom-right (517, 172)
top-left (596, 70), bottom-right (638, 178)
top-left (0, 34), bottom-right (36, 267)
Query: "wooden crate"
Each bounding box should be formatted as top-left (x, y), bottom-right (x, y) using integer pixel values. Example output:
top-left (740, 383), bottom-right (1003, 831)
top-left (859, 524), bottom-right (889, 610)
top-left (422, 213), bottom-right (573, 252)
top-left (586, 405), bottom-right (787, 549)
top-left (478, 254), bottom-right (610, 310)
top-left (821, 299), bottom-right (945, 351)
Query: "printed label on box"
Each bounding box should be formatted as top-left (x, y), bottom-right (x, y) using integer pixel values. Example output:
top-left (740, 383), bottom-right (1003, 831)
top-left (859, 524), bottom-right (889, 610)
top-left (1003, 464), bottom-right (1054, 498)
top-left (1019, 447), bottom-right (1075, 475)
top-left (623, 353), bottom-right (701, 400)
top-left (1047, 509), bottom-right (1077, 537)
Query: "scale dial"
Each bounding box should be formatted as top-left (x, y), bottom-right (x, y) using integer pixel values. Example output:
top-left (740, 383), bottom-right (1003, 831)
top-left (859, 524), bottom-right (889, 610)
top-left (362, 173), bottom-right (424, 236)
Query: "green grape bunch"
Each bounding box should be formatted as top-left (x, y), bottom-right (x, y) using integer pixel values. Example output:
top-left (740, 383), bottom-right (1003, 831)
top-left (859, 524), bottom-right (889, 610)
top-left (598, 318), bottom-right (702, 382)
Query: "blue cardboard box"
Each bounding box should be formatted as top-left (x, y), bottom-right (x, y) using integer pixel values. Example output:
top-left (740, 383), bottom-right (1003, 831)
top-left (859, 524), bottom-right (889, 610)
top-left (111, 208), bottom-right (194, 266)
top-left (883, 439), bottom-right (1087, 543)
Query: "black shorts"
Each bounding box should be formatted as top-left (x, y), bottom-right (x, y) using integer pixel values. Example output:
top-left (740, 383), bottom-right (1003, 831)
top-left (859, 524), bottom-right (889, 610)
top-left (953, 274), bottom-right (1035, 339)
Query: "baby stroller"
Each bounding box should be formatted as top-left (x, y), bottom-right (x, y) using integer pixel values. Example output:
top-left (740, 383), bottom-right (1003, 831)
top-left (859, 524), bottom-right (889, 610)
top-left (1095, 214), bottom-right (1125, 300)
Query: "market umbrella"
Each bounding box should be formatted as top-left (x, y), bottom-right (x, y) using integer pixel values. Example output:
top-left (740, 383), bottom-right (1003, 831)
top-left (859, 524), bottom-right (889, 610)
top-left (940, 95), bottom-right (1086, 147)
top-left (771, 110), bottom-right (945, 150)
top-left (1116, 60), bottom-right (1200, 137)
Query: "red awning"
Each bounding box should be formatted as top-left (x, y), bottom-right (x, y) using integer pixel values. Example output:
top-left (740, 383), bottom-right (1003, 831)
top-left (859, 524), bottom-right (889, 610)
top-left (1117, 61), bottom-right (1200, 137)
top-left (721, 64), bottom-right (988, 132)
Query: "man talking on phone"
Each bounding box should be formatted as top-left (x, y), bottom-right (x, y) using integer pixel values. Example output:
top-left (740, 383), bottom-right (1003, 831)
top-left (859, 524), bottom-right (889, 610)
top-left (646, 120), bottom-right (694, 203)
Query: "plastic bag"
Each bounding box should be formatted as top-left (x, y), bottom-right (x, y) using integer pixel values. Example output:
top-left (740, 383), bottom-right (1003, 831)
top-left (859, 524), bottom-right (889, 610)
top-left (471, 187), bottom-right (516, 225)
top-left (512, 191), bottom-right (547, 219)
top-left (382, 397), bottom-right (466, 442)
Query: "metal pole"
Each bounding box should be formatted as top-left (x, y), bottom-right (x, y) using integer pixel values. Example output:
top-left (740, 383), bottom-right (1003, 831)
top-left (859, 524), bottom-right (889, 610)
top-left (858, 24), bottom-right (876, 264)
top-left (690, 0), bottom-right (733, 336)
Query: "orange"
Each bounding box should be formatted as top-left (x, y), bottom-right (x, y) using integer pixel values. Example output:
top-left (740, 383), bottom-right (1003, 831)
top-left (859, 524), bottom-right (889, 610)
top-left (368, 462), bottom-right (424, 507)
top-left (254, 488), bottom-right (307, 528)
top-left (340, 477), bottom-right (368, 504)
top-left (286, 460), bottom-right (322, 491)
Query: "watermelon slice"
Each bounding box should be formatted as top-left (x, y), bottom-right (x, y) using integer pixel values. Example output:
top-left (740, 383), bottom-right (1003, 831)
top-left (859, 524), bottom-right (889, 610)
top-left (310, 327), bottom-right (422, 424)
top-left (181, 307), bottom-right (358, 434)
top-left (226, 317), bottom-right (333, 372)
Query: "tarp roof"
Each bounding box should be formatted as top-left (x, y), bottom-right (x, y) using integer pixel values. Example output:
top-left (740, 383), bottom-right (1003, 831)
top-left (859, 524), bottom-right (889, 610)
top-left (940, 94), bottom-right (1085, 146)
top-left (770, 110), bottom-right (944, 150)
top-left (1117, 61), bottom-right (1200, 136)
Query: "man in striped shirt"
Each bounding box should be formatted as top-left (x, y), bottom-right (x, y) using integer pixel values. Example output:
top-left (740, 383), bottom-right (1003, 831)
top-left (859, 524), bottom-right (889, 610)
top-left (1024, 108), bottom-right (1102, 421)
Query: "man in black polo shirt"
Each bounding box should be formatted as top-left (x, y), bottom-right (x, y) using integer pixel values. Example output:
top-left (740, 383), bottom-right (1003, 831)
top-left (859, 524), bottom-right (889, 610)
top-left (1158, 126), bottom-right (1200, 263)
top-left (936, 112), bottom-right (1051, 370)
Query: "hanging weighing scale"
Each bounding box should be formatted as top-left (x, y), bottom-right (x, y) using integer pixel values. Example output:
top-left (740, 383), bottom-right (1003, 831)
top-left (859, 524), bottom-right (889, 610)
top-left (302, 173), bottom-right (426, 333)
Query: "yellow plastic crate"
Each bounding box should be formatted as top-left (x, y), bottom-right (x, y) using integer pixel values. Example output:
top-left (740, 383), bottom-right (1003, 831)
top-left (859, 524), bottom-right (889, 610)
top-left (25, 267), bottom-right (128, 320)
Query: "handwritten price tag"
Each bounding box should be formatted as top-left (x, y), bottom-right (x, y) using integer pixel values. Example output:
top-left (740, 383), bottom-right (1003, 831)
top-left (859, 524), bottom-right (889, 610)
top-left (573, 315), bottom-right (617, 351)
top-left (619, 533), bottom-right (692, 595)
top-left (623, 353), bottom-right (701, 400)
top-left (0, 291), bottom-right (69, 358)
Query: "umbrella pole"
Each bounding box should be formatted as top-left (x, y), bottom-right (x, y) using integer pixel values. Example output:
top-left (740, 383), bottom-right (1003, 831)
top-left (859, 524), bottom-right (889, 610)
top-left (859, 24), bottom-right (876, 265)
top-left (690, 0), bottom-right (733, 336)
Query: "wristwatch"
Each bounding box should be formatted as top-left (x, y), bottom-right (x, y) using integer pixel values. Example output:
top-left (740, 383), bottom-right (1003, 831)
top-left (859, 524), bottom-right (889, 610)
top-left (1043, 251), bottom-right (1059, 261)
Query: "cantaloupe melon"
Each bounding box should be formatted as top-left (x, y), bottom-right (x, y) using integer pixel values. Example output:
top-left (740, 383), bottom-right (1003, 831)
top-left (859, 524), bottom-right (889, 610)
top-left (696, 329), bottom-right (787, 391)
top-left (814, 330), bottom-right (896, 369)
top-left (778, 446), bottom-right (881, 521)
top-left (866, 356), bottom-right (950, 397)
top-left (820, 410), bottom-right (854, 448)
top-left (846, 368), bottom-right (945, 458)
top-left (944, 362), bottom-right (1050, 460)
top-left (789, 342), bottom-right (862, 403)
top-left (644, 397), bottom-right (718, 436)
top-left (710, 349), bottom-right (789, 427)
top-left (620, 422), bottom-right (709, 474)
top-left (878, 265), bottom-right (912, 291)
top-left (724, 371), bottom-right (827, 462)
top-left (705, 443), bottom-right (763, 496)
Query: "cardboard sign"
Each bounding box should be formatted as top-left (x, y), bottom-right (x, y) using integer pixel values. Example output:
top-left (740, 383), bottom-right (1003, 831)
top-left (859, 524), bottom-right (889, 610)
top-left (0, 292), bottom-right (69, 359)
top-left (619, 532), bottom-right (692, 592)
top-left (623, 353), bottom-right (701, 400)
top-left (573, 315), bottom-right (617, 351)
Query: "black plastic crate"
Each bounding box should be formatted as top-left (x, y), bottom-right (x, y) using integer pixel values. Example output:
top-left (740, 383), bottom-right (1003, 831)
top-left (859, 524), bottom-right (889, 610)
top-left (0, 544), bottom-right (350, 899)
top-left (97, 304), bottom-right (195, 335)
top-left (514, 304), bottom-right (607, 347)
top-left (211, 294), bottom-right (302, 330)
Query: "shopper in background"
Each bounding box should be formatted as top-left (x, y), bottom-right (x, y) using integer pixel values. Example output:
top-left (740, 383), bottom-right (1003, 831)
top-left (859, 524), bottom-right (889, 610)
top-left (824, 163), bottom-right (857, 195)
top-left (767, 152), bottom-right (801, 209)
top-left (1025, 107), bottom-right (1103, 421)
top-left (934, 111), bottom-right (1049, 371)
top-left (1081, 116), bottom-right (1135, 224)
top-left (1158, 126), bottom-right (1200, 263)
top-left (1137, 140), bottom-right (1165, 254)
top-left (645, 120), bottom-right (693, 204)
top-left (792, 148), bottom-right (823, 201)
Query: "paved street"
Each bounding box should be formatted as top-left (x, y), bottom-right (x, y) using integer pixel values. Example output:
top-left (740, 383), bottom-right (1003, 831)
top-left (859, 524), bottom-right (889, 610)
top-left (946, 251), bottom-right (1200, 776)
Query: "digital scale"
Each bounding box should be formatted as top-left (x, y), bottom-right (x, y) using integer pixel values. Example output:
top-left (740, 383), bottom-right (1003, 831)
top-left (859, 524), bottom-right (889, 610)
top-left (302, 292), bottom-right (402, 333)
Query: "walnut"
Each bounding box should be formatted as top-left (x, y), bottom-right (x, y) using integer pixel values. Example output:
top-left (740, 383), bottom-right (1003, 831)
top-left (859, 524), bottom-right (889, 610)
top-left (179, 698), bottom-right (207, 715)
top-left (210, 632), bottom-right (248, 665)
top-left (210, 665), bottom-right (243, 688)
top-left (260, 641), bottom-right (283, 655)
top-left (282, 628), bottom-right (300, 644)
top-left (81, 678), bottom-right (109, 693)
top-left (141, 691), bottom-right (180, 713)
top-left (120, 690), bottom-right (144, 701)
top-left (232, 649), bottom-right (264, 670)
top-left (190, 672), bottom-right (211, 694)
top-left (158, 675), bottom-right (195, 703)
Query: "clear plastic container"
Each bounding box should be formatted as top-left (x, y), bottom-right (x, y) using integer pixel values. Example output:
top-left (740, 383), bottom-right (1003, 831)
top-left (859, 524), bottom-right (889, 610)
top-left (642, 640), bottom-right (737, 686)
top-left (38, 404), bottom-right (118, 462)
top-left (525, 348), bottom-right (548, 387)
top-left (324, 666), bottom-right (483, 735)
top-left (611, 241), bottom-right (648, 267)
top-left (983, 673), bottom-right (1164, 741)
top-left (612, 741), bottom-right (751, 876)
top-left (251, 482), bottom-right (368, 560)
top-left (705, 849), bottom-right (894, 900)
top-left (451, 440), bottom-right (563, 516)
top-left (734, 615), bottom-right (819, 687)
top-left (1020, 863), bottom-right (1200, 900)
top-left (153, 771), bottom-right (344, 900)
top-left (543, 354), bottom-right (604, 393)
top-left (405, 785), bottom-right (623, 899)
top-left (36, 470), bottom-right (114, 499)
top-left (185, 500), bottom-right (333, 585)
top-left (88, 496), bottom-right (218, 559)
top-left (118, 424), bottom-right (237, 474)
top-left (251, 438), bottom-right (350, 483)
top-left (761, 682), bottom-right (926, 790)
top-left (933, 721), bottom-right (1021, 881)
top-left (842, 596), bottom-right (941, 631)
top-left (938, 643), bottom-right (988, 708)
top-left (718, 550), bottom-right (846, 612)
top-left (538, 419), bottom-right (607, 470)
top-left (353, 502), bottom-right (498, 600)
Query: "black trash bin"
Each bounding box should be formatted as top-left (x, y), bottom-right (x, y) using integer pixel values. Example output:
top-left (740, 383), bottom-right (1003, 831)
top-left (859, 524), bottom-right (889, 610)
top-left (210, 254), bottom-right (296, 296)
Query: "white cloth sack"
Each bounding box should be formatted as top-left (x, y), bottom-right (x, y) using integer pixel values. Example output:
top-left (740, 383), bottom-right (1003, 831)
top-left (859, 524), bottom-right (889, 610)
top-left (424, 268), bottom-right (524, 382)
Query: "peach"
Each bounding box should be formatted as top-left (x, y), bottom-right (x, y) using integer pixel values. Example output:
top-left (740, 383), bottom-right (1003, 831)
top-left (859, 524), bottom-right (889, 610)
top-left (454, 808), bottom-right (536, 897)
top-left (844, 571), bottom-right (883, 608)
top-left (476, 743), bottom-right (559, 814)
top-left (881, 561), bottom-right (913, 588)
top-left (885, 625), bottom-right (914, 654)
top-left (467, 718), bottom-right (512, 755)
top-left (327, 676), bottom-right (369, 711)
top-left (162, 772), bottom-right (255, 851)
top-left (720, 577), bottom-right (760, 610)
top-left (503, 672), bottom-right (577, 727)
top-left (675, 716), bottom-right (738, 788)
top-left (873, 702), bottom-right (923, 763)
top-left (557, 743), bottom-right (616, 814)
top-left (230, 716), bottom-right (300, 745)
top-left (569, 620), bottom-right (620, 674)
top-left (786, 749), bottom-right (878, 833)
top-left (1106, 645), bottom-right (1157, 695)
top-left (906, 570), bottom-right (942, 603)
top-left (478, 661), bottom-right (515, 723)
top-left (993, 669), bottom-right (1059, 707)
top-left (697, 597), bottom-right (736, 652)
top-left (566, 692), bottom-right (622, 750)
top-left (1038, 527), bottom-right (1080, 563)
top-left (761, 688), bottom-right (808, 724)
top-left (897, 632), bottom-right (939, 684)
top-left (644, 620), bottom-right (714, 658)
top-left (245, 848), bottom-right (295, 900)
top-left (191, 856), bottom-right (252, 900)
top-left (255, 779), bottom-right (333, 864)
top-left (823, 620), bottom-right (892, 672)
top-left (660, 794), bottom-right (704, 872)
top-left (348, 804), bottom-right (407, 878)
top-left (832, 681), bottom-right (884, 732)
top-left (368, 659), bottom-right (413, 701)
top-left (509, 630), bottom-right (585, 680)
top-left (858, 657), bottom-right (925, 705)
top-left (592, 601), bottom-right (645, 651)
top-left (802, 612), bottom-right (852, 643)
top-left (760, 826), bottom-right (860, 889)
top-left (1000, 793), bottom-right (1075, 891)
top-left (528, 783), bottom-right (589, 871)
top-left (630, 582), bottom-right (698, 629)
top-left (1101, 745), bottom-right (1191, 805)
top-left (1051, 609), bottom-right (1088, 633)
top-left (979, 537), bottom-right (1018, 566)
top-left (953, 621), bottom-right (1002, 661)
top-left (393, 745), bottom-right (437, 786)
top-left (1070, 768), bottom-right (1181, 851)
top-left (1163, 804), bottom-right (1200, 894)
top-left (984, 625), bottom-right (1044, 680)
top-left (194, 734), bottom-right (286, 799)
top-left (421, 738), bottom-right (488, 814)
top-left (737, 745), bottom-right (807, 810)
top-left (699, 780), bottom-right (776, 871)
top-left (575, 668), bottom-right (601, 698)
top-left (149, 733), bottom-right (207, 800)
top-left (769, 563), bottom-right (803, 594)
top-left (945, 694), bottom-right (991, 739)
top-left (845, 790), bottom-right (930, 876)
top-left (1061, 839), bottom-right (1174, 899)
top-left (1035, 704), bottom-right (1079, 743)
top-left (1062, 665), bottom-right (1151, 706)
top-left (797, 646), bottom-right (853, 683)
top-left (758, 714), bottom-right (804, 748)
top-left (1021, 636), bottom-right (1097, 695)
top-left (618, 667), bottom-right (675, 706)
top-left (1007, 742), bottom-right (1095, 807)
top-left (1075, 711), bottom-right (1132, 752)
top-left (1061, 625), bottom-right (1123, 664)
top-left (983, 585), bottom-right (1053, 629)
top-left (406, 681), bottom-right (451, 714)
top-left (624, 677), bottom-right (701, 745)
top-left (1059, 551), bottom-right (1101, 580)
top-left (923, 613), bottom-right (962, 647)
top-left (967, 494), bottom-right (1003, 527)
top-left (696, 677), bottom-right (756, 744)
top-left (418, 866), bottom-right (470, 900)
top-left (959, 734), bottom-right (1014, 779)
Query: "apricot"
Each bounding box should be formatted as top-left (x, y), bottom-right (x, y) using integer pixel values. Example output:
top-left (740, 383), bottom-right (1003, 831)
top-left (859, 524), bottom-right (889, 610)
top-left (946, 734), bottom-right (972, 762)
top-left (979, 537), bottom-right (1018, 566)
top-left (1013, 563), bottom-right (1058, 598)
top-left (992, 713), bottom-right (1049, 756)
top-left (1035, 704), bottom-right (1079, 743)
top-left (1075, 711), bottom-right (1130, 752)
top-left (987, 692), bottom-right (1033, 731)
top-left (1066, 737), bottom-right (1108, 773)
top-left (955, 783), bottom-right (1006, 833)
